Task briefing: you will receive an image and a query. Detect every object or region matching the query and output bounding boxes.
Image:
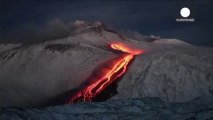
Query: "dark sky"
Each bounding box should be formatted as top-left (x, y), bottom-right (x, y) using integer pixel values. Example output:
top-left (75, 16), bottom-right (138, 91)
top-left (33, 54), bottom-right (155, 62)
top-left (0, 0), bottom-right (212, 47)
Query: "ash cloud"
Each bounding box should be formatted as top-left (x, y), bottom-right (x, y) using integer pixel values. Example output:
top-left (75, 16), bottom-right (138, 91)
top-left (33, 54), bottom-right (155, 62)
top-left (0, 19), bottom-right (74, 43)
top-left (0, 19), bottom-right (156, 44)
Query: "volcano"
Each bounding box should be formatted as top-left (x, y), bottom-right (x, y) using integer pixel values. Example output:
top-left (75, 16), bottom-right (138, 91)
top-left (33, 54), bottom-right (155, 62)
top-left (0, 21), bottom-right (213, 108)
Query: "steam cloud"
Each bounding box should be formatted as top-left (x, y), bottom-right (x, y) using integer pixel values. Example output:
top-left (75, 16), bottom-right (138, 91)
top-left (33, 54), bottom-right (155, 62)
top-left (0, 19), bottom-right (155, 44)
top-left (0, 19), bottom-right (75, 43)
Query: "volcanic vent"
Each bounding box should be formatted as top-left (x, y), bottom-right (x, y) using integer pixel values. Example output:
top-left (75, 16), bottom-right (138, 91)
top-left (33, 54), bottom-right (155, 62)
top-left (66, 42), bottom-right (143, 103)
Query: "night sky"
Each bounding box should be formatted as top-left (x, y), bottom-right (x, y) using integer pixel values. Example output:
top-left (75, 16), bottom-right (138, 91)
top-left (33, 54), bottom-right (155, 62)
top-left (0, 0), bottom-right (212, 47)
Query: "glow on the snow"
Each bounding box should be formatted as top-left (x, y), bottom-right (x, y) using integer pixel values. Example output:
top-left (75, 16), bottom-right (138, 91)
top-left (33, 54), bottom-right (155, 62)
top-left (110, 42), bottom-right (143, 55)
top-left (66, 42), bottom-right (143, 103)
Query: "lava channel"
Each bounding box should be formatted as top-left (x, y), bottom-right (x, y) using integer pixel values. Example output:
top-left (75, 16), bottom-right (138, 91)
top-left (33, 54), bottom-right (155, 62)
top-left (66, 42), bottom-right (143, 103)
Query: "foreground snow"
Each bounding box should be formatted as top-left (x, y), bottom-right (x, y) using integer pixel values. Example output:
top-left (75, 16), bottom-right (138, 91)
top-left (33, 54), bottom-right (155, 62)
top-left (1, 95), bottom-right (213, 120)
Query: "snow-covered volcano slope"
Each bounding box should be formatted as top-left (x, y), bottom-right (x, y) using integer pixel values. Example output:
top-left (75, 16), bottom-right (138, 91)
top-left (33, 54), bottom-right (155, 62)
top-left (0, 22), bottom-right (143, 107)
top-left (0, 21), bottom-right (213, 107)
top-left (113, 44), bottom-right (213, 102)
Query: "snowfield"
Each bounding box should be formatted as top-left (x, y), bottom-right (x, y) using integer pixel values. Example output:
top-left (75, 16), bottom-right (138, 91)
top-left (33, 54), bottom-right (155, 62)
top-left (113, 44), bottom-right (213, 102)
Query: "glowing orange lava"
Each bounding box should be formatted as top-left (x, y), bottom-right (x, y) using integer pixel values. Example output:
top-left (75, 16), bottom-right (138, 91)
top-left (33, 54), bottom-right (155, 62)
top-left (110, 42), bottom-right (143, 55)
top-left (66, 42), bottom-right (143, 103)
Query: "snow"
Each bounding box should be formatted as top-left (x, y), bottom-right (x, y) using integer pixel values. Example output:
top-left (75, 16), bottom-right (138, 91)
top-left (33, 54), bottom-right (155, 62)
top-left (0, 44), bottom-right (22, 53)
top-left (113, 44), bottom-right (213, 102)
top-left (0, 40), bottom-right (116, 107)
top-left (153, 38), bottom-right (191, 46)
top-left (1, 95), bottom-right (213, 120)
top-left (0, 21), bottom-right (213, 108)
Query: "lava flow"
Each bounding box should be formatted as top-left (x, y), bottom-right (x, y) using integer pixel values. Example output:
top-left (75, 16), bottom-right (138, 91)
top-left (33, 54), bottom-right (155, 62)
top-left (66, 42), bottom-right (143, 103)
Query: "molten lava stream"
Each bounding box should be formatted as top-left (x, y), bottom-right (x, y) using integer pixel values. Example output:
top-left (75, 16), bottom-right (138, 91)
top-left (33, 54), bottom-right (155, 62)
top-left (66, 42), bottom-right (143, 103)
